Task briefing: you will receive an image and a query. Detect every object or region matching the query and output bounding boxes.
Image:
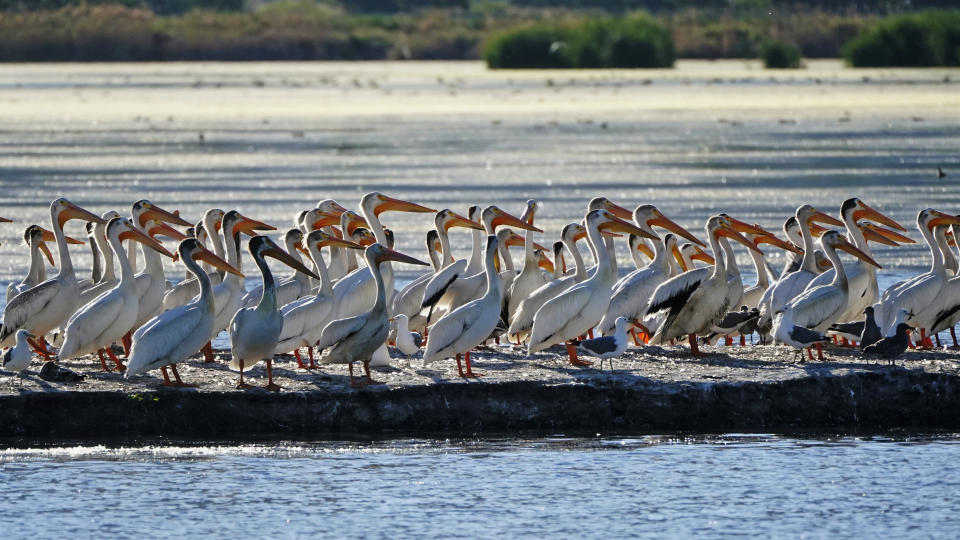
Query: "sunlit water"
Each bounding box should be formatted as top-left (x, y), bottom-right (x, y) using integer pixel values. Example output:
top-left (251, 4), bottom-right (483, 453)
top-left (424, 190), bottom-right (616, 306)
top-left (1, 435), bottom-right (958, 538)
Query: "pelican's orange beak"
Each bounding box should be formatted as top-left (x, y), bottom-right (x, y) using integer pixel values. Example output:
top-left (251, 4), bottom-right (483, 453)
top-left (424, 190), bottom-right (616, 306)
top-left (375, 247), bottom-right (430, 266)
top-left (311, 210), bottom-right (341, 230)
top-left (139, 201), bottom-right (191, 228)
top-left (721, 214), bottom-right (771, 237)
top-left (808, 223), bottom-right (832, 237)
top-left (445, 211), bottom-right (484, 231)
top-left (491, 208), bottom-right (543, 233)
top-left (817, 257), bottom-right (834, 270)
top-left (319, 237), bottom-right (364, 250)
top-left (0, 216), bottom-right (11, 222)
top-left (194, 245), bottom-right (243, 277)
top-left (718, 220), bottom-right (762, 254)
top-left (234, 215), bottom-right (276, 236)
top-left (38, 241), bottom-right (55, 266)
top-left (374, 194), bottom-right (436, 217)
top-left (355, 229), bottom-right (377, 246)
top-left (39, 226), bottom-right (84, 245)
top-left (754, 233), bottom-right (803, 254)
top-left (294, 240), bottom-right (312, 259)
top-left (808, 208), bottom-right (845, 228)
top-left (600, 199), bottom-right (633, 220)
top-left (873, 224), bottom-right (916, 244)
top-left (852, 200), bottom-right (907, 232)
top-left (118, 224), bottom-right (175, 259)
top-left (57, 200), bottom-right (105, 229)
top-left (834, 237), bottom-right (882, 269)
top-left (859, 224), bottom-right (898, 247)
top-left (535, 250), bottom-right (555, 273)
top-left (598, 212), bottom-right (658, 240)
top-left (691, 246), bottom-right (716, 265)
top-left (342, 212), bottom-right (369, 237)
top-left (636, 240), bottom-right (655, 260)
top-left (147, 221), bottom-right (188, 241)
top-left (927, 211), bottom-right (960, 229)
top-left (260, 238), bottom-right (321, 280)
top-left (671, 242), bottom-right (687, 272)
top-left (503, 230), bottom-right (525, 248)
top-left (648, 211), bottom-right (705, 247)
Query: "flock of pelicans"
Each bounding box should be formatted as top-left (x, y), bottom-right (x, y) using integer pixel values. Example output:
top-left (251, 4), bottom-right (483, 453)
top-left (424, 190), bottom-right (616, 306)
top-left (0, 194), bottom-right (954, 390)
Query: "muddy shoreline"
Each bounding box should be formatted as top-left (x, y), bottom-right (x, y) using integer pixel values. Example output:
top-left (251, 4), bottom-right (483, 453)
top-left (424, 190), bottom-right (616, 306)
top-left (2, 343), bottom-right (959, 441)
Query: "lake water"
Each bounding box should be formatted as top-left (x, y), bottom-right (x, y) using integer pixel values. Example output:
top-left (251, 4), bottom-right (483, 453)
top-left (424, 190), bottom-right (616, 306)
top-left (1, 60), bottom-right (960, 535)
top-left (1, 434), bottom-right (958, 538)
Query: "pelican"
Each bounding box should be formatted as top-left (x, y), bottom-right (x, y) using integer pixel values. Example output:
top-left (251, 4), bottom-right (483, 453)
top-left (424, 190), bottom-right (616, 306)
top-left (126, 239), bottom-right (243, 386)
top-left (396, 209), bottom-right (484, 328)
top-left (229, 236), bottom-right (320, 390)
top-left (390, 229), bottom-right (445, 333)
top-left (506, 200), bottom-right (549, 322)
top-left (740, 231), bottom-right (802, 310)
top-left (773, 230), bottom-right (881, 360)
top-left (507, 222), bottom-right (592, 343)
top-left (802, 198), bottom-right (908, 325)
top-left (329, 193), bottom-right (434, 321)
top-left (239, 229), bottom-right (313, 309)
top-left (421, 206), bottom-right (539, 323)
top-left (273, 231), bottom-right (363, 368)
top-left (645, 215), bottom-right (762, 356)
top-left (313, 199), bottom-right (350, 281)
top-left (59, 217), bottom-right (175, 371)
top-left (597, 205), bottom-right (704, 335)
top-left (317, 244), bottom-right (429, 386)
top-left (760, 205), bottom-right (844, 325)
top-left (162, 209), bottom-right (225, 310)
top-left (77, 211), bottom-right (123, 307)
top-left (423, 234), bottom-right (503, 377)
top-left (0, 199), bottom-right (104, 353)
top-left (7, 225), bottom-right (55, 302)
top-left (875, 209), bottom-right (960, 343)
top-left (527, 209), bottom-right (656, 365)
top-left (78, 222), bottom-right (101, 292)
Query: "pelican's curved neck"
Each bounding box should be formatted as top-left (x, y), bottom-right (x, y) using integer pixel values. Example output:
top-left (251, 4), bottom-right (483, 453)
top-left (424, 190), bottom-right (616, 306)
top-left (824, 244), bottom-right (848, 288)
top-left (934, 226), bottom-right (956, 275)
top-left (438, 227), bottom-right (455, 268)
top-left (482, 244), bottom-right (501, 300)
top-left (367, 252), bottom-right (388, 317)
top-left (604, 236), bottom-right (618, 282)
top-left (225, 231), bottom-right (243, 285)
top-left (708, 229), bottom-right (726, 281)
top-left (95, 227), bottom-right (115, 283)
top-left (747, 247), bottom-right (769, 288)
top-left (184, 253), bottom-right (214, 309)
top-left (651, 236), bottom-right (669, 273)
top-left (465, 225), bottom-right (483, 274)
top-left (309, 245), bottom-right (333, 296)
top-left (89, 236), bottom-right (101, 283)
top-left (361, 203), bottom-right (388, 245)
top-left (843, 210), bottom-right (872, 256)
top-left (797, 217), bottom-right (818, 274)
top-left (204, 214), bottom-right (226, 261)
top-left (586, 220), bottom-right (613, 285)
top-left (920, 223), bottom-right (944, 275)
top-left (253, 250), bottom-right (277, 312)
top-left (563, 236), bottom-right (587, 282)
top-left (26, 238), bottom-right (44, 285)
top-left (109, 234), bottom-right (134, 286)
top-left (721, 238), bottom-right (740, 278)
top-left (50, 210), bottom-right (75, 278)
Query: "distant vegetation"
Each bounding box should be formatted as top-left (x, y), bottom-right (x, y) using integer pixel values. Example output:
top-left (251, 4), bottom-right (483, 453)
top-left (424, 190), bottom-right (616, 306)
top-left (484, 14), bottom-right (674, 68)
top-left (0, 1), bottom-right (956, 66)
top-left (844, 10), bottom-right (960, 67)
top-left (760, 40), bottom-right (801, 68)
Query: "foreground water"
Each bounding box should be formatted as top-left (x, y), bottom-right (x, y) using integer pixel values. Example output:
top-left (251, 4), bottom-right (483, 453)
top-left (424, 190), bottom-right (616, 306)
top-left (0, 434), bottom-right (957, 538)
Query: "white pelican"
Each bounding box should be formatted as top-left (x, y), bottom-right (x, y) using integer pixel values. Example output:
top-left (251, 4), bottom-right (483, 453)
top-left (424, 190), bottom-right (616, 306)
top-left (77, 222), bottom-right (100, 292)
top-left (929, 223), bottom-right (960, 347)
top-left (740, 231), bottom-right (802, 310)
top-left (389, 228), bottom-right (443, 331)
top-left (644, 215), bottom-right (761, 356)
top-left (77, 211), bottom-right (123, 307)
top-left (506, 200), bottom-right (548, 322)
top-left (2, 329), bottom-right (35, 378)
top-left (126, 239), bottom-right (243, 386)
top-left (239, 228), bottom-right (313, 309)
top-left (0, 199), bottom-right (104, 353)
top-left (229, 236), bottom-right (320, 390)
top-left (59, 217), bottom-right (175, 371)
top-left (773, 230), bottom-right (881, 360)
top-left (507, 222), bottom-right (593, 343)
top-left (207, 211), bottom-right (277, 352)
top-left (875, 209), bottom-right (960, 343)
top-left (313, 199), bottom-right (350, 281)
top-left (162, 209), bottom-right (225, 311)
top-left (7, 225), bottom-right (55, 302)
top-left (679, 242), bottom-right (715, 272)
top-left (527, 209), bottom-right (656, 365)
top-left (317, 244), bottom-right (429, 386)
top-left (423, 234), bottom-right (504, 377)
top-left (597, 205), bottom-right (704, 335)
top-left (802, 198), bottom-right (909, 325)
top-left (329, 193), bottom-right (434, 321)
top-left (421, 206), bottom-right (539, 324)
top-left (760, 205), bottom-right (844, 325)
top-left (273, 231), bottom-right (363, 368)
top-left (392, 209), bottom-right (483, 331)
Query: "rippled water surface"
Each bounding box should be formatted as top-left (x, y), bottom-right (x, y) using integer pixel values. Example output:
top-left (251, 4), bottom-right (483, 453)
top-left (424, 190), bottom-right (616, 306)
top-left (1, 435), bottom-right (958, 538)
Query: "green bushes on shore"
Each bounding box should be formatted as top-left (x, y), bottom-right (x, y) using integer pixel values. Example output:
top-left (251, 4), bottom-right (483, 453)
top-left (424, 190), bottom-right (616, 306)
top-left (844, 10), bottom-right (960, 67)
top-left (760, 40), bottom-right (801, 68)
top-left (483, 14), bottom-right (674, 69)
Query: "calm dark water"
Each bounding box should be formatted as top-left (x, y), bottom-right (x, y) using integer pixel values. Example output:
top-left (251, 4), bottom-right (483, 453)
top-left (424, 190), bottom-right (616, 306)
top-left (1, 434), bottom-right (958, 538)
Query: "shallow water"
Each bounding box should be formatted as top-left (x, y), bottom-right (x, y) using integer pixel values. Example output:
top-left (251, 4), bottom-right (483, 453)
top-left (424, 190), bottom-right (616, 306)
top-left (1, 434), bottom-right (958, 538)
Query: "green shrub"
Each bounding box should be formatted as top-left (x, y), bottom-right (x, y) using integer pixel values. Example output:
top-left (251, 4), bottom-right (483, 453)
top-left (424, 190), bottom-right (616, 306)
top-left (760, 40), bottom-right (801, 68)
top-left (844, 10), bottom-right (960, 67)
top-left (483, 13), bottom-right (673, 69)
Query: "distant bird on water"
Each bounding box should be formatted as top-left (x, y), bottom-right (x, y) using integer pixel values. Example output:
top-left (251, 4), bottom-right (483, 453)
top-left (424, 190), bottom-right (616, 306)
top-left (574, 316), bottom-right (630, 369)
top-left (862, 323), bottom-right (913, 364)
top-left (938, 167), bottom-right (947, 179)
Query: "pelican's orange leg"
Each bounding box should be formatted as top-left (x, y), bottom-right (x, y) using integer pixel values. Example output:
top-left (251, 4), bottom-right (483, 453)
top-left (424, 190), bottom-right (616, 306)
top-left (566, 341), bottom-right (592, 366)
